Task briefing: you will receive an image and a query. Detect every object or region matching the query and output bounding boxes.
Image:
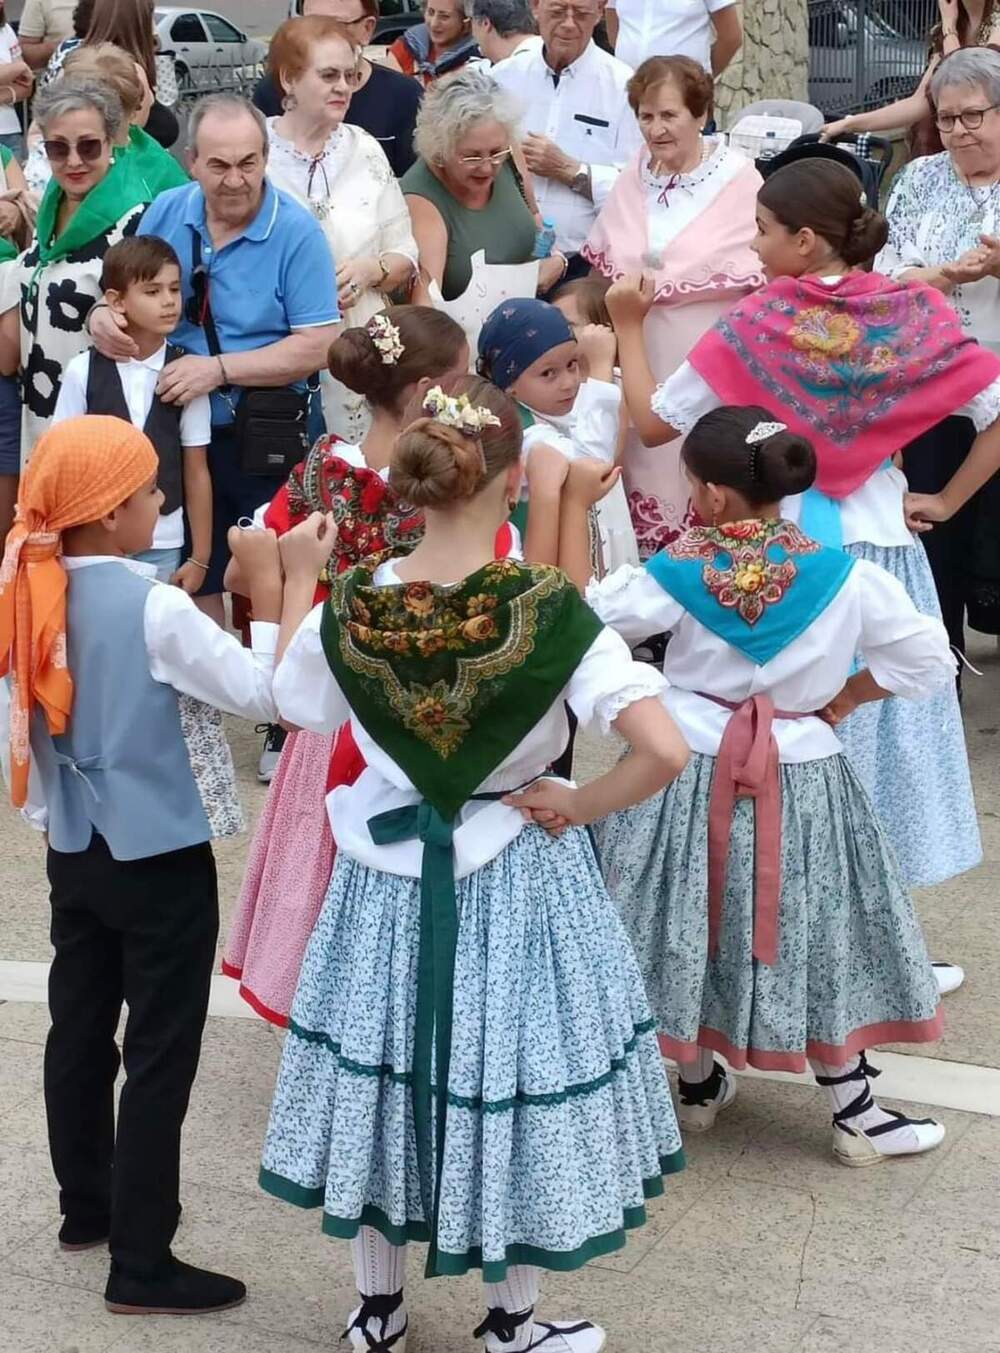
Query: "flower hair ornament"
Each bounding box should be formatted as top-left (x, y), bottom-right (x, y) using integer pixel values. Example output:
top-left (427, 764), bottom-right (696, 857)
top-left (368, 313), bottom-right (404, 366)
top-left (422, 386), bottom-right (502, 437)
top-left (745, 420), bottom-right (786, 482)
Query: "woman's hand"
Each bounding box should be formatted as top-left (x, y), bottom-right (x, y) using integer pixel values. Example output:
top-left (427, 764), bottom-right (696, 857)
top-left (336, 256), bottom-right (381, 308)
top-left (576, 322), bottom-right (618, 382)
top-left (537, 252), bottom-right (568, 294)
top-left (170, 558), bottom-right (208, 595)
top-left (88, 302), bottom-right (139, 360)
top-left (278, 510), bottom-right (338, 580)
top-left (904, 490), bottom-right (951, 532)
top-left (503, 778), bottom-right (579, 835)
top-left (0, 200), bottom-right (20, 238)
top-left (820, 115), bottom-right (856, 143)
top-left (566, 458), bottom-right (622, 507)
top-left (606, 273), bottom-right (656, 328)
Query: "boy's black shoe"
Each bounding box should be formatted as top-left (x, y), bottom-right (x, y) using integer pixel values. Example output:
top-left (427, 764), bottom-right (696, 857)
top-left (105, 1256), bottom-right (247, 1315)
top-left (59, 1217), bottom-right (110, 1252)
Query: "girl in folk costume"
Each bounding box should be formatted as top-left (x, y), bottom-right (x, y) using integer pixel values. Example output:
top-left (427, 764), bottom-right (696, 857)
top-left (259, 374), bottom-right (690, 1353)
top-left (224, 305), bottom-right (523, 1028)
top-left (477, 297), bottom-right (638, 578)
top-left (578, 407), bottom-right (956, 1166)
top-left (606, 158), bottom-right (1000, 931)
top-left (583, 55), bottom-right (763, 557)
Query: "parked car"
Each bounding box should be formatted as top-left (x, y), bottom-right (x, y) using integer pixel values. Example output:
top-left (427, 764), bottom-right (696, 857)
top-left (154, 7), bottom-right (267, 89)
top-left (285, 0), bottom-right (422, 47)
top-left (808, 0), bottom-right (927, 117)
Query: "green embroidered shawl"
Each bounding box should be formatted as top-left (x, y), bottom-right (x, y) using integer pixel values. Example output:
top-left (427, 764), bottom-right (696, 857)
top-left (320, 555), bottom-right (603, 819)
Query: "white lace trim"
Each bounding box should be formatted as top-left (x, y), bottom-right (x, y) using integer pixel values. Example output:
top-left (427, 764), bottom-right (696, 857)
top-left (593, 669), bottom-right (667, 736)
top-left (961, 374), bottom-right (1000, 432)
top-left (585, 564), bottom-right (646, 607)
top-left (651, 384), bottom-right (701, 435)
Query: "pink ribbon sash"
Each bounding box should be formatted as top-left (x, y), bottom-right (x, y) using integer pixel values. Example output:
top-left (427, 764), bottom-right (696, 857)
top-left (699, 692), bottom-right (810, 967)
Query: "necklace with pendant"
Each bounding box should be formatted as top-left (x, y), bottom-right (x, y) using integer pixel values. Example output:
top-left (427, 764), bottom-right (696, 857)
top-left (964, 175), bottom-right (1000, 226)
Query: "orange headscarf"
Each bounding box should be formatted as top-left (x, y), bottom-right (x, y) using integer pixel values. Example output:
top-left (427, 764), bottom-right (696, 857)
top-left (0, 416), bottom-right (159, 807)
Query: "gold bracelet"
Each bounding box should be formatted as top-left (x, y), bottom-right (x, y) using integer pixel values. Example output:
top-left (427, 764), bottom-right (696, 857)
top-left (187, 557), bottom-right (210, 571)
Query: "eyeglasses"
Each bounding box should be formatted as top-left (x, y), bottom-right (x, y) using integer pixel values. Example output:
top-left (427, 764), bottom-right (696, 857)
top-left (543, 3), bottom-right (599, 22)
top-left (936, 104), bottom-right (1000, 132)
top-left (43, 135), bottom-right (106, 164)
top-left (456, 146), bottom-right (511, 167)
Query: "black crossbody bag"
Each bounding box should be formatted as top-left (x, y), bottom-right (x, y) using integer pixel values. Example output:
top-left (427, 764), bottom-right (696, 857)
top-left (190, 233), bottom-right (312, 477)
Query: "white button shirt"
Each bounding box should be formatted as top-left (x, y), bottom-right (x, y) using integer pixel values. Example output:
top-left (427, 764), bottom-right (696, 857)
top-left (492, 40), bottom-right (643, 254)
top-left (608, 0), bottom-right (736, 74)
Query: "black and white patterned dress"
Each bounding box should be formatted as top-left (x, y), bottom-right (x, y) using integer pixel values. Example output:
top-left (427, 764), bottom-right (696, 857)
top-left (1, 203), bottom-right (146, 464)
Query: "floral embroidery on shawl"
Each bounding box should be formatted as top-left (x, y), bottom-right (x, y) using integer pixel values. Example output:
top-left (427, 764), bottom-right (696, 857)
top-left (665, 519), bottom-right (820, 626)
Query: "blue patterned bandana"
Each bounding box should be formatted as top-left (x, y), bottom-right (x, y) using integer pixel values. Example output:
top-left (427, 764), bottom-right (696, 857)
top-left (477, 298), bottom-right (574, 389)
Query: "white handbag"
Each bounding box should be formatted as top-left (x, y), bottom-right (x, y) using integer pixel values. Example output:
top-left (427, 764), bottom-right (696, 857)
top-left (154, 51), bottom-right (179, 107)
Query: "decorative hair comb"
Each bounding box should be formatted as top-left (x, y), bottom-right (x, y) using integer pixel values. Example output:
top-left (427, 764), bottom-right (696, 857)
top-left (368, 313), bottom-right (404, 365)
top-left (745, 421), bottom-right (787, 445)
top-left (423, 386), bottom-right (502, 436)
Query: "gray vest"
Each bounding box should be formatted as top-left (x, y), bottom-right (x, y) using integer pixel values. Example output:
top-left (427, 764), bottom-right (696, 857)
top-left (85, 346), bottom-right (184, 516)
top-left (30, 562), bottom-right (213, 859)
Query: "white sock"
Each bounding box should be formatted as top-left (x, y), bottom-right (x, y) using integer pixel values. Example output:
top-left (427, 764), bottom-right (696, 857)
top-left (348, 1227), bottom-right (407, 1341)
top-left (481, 1266), bottom-right (541, 1350)
top-left (810, 1055), bottom-right (915, 1142)
top-left (677, 1047), bottom-right (716, 1083)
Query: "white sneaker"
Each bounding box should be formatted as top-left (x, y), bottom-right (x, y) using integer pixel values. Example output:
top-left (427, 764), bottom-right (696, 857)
top-left (344, 1298), bottom-right (407, 1352)
top-left (478, 1308), bottom-right (605, 1352)
top-left (932, 962), bottom-right (965, 996)
top-left (832, 1112), bottom-right (946, 1168)
top-left (677, 1061), bottom-right (736, 1132)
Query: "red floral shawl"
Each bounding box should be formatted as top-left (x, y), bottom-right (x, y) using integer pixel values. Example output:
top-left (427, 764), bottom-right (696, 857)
top-left (688, 271), bottom-right (1000, 499)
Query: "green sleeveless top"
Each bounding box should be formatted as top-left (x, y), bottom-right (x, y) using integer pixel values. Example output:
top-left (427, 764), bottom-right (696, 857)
top-left (401, 157), bottom-right (537, 301)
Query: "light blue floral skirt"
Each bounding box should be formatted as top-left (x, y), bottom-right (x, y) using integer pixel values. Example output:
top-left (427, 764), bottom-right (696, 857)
top-left (837, 540), bottom-right (981, 887)
top-left (594, 752), bottom-right (942, 1073)
top-left (259, 824), bottom-right (684, 1281)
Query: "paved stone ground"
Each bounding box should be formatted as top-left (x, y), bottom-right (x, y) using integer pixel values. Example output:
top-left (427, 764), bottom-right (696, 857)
top-left (1, 633), bottom-right (998, 1353)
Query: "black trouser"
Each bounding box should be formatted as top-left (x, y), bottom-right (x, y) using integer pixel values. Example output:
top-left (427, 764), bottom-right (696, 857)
top-left (44, 834), bottom-right (218, 1276)
top-left (902, 416), bottom-right (978, 656)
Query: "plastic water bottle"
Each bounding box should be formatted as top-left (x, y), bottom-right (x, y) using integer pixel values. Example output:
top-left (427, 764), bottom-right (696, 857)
top-left (758, 130), bottom-right (779, 161)
top-left (533, 220), bottom-right (557, 259)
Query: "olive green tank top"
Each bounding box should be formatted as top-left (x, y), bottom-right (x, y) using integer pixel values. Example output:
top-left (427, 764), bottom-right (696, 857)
top-left (401, 158), bottom-right (538, 301)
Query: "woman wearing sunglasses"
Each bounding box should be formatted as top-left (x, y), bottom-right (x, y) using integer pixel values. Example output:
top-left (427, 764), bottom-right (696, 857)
top-left (403, 67), bottom-right (564, 314)
top-left (0, 76), bottom-right (158, 456)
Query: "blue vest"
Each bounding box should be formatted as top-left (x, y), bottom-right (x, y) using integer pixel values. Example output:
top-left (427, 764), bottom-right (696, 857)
top-left (30, 562), bottom-right (214, 859)
top-left (645, 520), bottom-right (854, 666)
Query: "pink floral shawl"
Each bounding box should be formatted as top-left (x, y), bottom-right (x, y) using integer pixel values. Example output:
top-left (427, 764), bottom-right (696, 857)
top-left (688, 271), bottom-right (1000, 499)
top-left (583, 144), bottom-right (764, 305)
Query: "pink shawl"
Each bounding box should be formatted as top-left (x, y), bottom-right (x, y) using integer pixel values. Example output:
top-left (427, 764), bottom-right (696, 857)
top-left (583, 144), bottom-right (764, 305)
top-left (689, 271), bottom-right (1000, 500)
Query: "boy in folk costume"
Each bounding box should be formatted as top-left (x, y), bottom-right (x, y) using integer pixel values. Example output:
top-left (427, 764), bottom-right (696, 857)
top-left (0, 416), bottom-right (327, 1315)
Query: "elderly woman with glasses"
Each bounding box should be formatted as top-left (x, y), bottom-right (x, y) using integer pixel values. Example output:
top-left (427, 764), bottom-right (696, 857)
top-left (264, 15), bottom-right (418, 440)
top-left (403, 67), bottom-right (566, 306)
top-left (0, 75), bottom-right (156, 456)
top-left (878, 45), bottom-right (1000, 649)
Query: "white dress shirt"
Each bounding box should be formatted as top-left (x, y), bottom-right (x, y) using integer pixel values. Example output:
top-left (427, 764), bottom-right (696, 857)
top-left (492, 40), bottom-right (643, 254)
top-left (587, 557), bottom-right (954, 763)
top-left (53, 346), bottom-right (212, 551)
top-left (274, 557), bottom-right (665, 878)
top-left (608, 0), bottom-right (736, 74)
top-left (11, 556), bottom-right (278, 826)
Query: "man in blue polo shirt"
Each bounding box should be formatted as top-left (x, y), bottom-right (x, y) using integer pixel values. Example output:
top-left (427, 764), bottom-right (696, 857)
top-left (89, 94), bottom-right (340, 625)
